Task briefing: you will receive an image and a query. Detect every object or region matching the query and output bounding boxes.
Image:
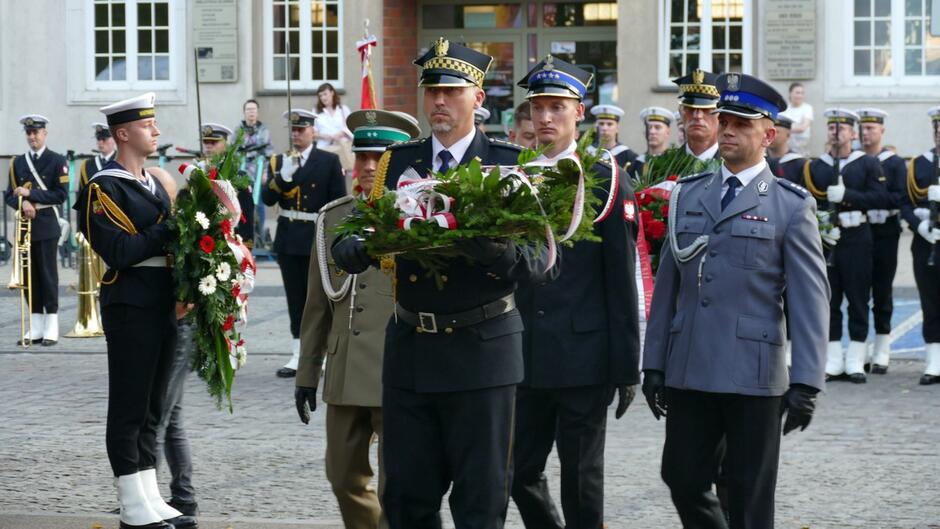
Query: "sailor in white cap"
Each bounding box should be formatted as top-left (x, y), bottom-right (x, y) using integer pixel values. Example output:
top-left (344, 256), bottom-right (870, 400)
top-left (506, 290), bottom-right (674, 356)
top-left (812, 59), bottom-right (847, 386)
top-left (474, 106), bottom-right (491, 135)
top-left (262, 108), bottom-right (346, 378)
top-left (589, 103), bottom-right (638, 170)
top-left (630, 106), bottom-right (675, 177)
top-left (5, 114), bottom-right (68, 347)
top-left (75, 92), bottom-right (197, 529)
top-left (855, 108), bottom-right (908, 374)
top-left (78, 123), bottom-right (118, 191)
top-left (804, 108), bottom-right (889, 384)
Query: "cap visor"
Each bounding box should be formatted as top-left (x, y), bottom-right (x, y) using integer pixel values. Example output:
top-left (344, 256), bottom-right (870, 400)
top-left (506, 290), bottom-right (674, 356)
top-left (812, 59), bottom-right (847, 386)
top-left (526, 85), bottom-right (582, 100)
top-left (420, 73), bottom-right (478, 87)
top-left (713, 107), bottom-right (767, 120)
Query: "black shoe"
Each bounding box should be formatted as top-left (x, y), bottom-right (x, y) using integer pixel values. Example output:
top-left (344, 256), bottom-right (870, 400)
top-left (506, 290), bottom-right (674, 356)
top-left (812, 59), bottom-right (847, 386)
top-left (920, 374), bottom-right (940, 385)
top-left (168, 500), bottom-right (199, 517)
top-left (276, 367), bottom-right (296, 378)
top-left (165, 515), bottom-right (198, 528)
top-left (41, 338), bottom-right (57, 346)
top-left (825, 373), bottom-right (848, 382)
top-left (119, 522), bottom-right (171, 529)
top-left (863, 362), bottom-right (872, 374)
top-left (847, 372), bottom-right (867, 384)
top-left (871, 364), bottom-right (888, 375)
top-left (16, 338), bottom-right (38, 346)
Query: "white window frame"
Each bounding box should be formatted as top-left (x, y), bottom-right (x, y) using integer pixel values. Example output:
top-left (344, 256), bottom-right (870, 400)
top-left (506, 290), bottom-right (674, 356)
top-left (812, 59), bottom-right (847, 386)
top-left (262, 0), bottom-right (345, 90)
top-left (826, 0), bottom-right (940, 101)
top-left (65, 0), bottom-right (186, 103)
top-left (657, 0), bottom-right (753, 86)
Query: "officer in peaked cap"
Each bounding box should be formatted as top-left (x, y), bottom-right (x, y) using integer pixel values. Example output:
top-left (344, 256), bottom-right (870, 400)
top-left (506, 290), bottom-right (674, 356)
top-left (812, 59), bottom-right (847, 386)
top-left (262, 108), bottom-right (346, 378)
top-left (331, 37), bottom-right (556, 529)
top-left (643, 72), bottom-right (828, 528)
top-left (6, 114), bottom-right (68, 347)
top-left (631, 106), bottom-right (675, 177)
top-left (804, 108), bottom-right (888, 383)
top-left (511, 54), bottom-right (640, 529)
top-left (589, 103), bottom-right (638, 171)
top-left (854, 108), bottom-right (907, 374)
top-left (79, 123), bottom-right (119, 191)
top-left (673, 69), bottom-right (722, 161)
top-left (199, 122), bottom-right (253, 246)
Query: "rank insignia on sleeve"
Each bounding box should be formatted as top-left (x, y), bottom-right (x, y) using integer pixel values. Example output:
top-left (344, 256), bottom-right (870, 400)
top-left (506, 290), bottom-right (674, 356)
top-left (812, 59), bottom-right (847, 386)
top-left (623, 200), bottom-right (636, 222)
top-left (92, 200), bottom-right (104, 215)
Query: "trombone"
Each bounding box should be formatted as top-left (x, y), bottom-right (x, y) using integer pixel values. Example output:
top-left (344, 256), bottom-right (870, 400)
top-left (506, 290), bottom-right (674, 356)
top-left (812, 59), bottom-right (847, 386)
top-left (8, 195), bottom-right (33, 348)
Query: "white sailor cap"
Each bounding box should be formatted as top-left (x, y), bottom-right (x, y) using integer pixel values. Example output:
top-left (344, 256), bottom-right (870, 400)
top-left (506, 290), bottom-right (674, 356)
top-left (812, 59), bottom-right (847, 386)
top-left (474, 107), bottom-right (491, 124)
top-left (824, 108), bottom-right (860, 125)
top-left (283, 109), bottom-right (317, 127)
top-left (591, 104), bottom-right (625, 122)
top-left (927, 106), bottom-right (940, 121)
top-left (91, 122), bottom-right (112, 138)
top-left (673, 111), bottom-right (683, 124)
top-left (201, 122), bottom-right (234, 141)
top-left (100, 92), bottom-right (156, 126)
top-left (855, 108), bottom-right (888, 124)
top-left (19, 114), bottom-right (50, 130)
top-left (639, 106), bottom-right (674, 125)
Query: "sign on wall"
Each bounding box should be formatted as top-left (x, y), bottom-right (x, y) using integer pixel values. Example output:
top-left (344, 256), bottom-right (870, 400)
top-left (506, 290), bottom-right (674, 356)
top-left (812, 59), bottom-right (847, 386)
top-left (193, 0), bottom-right (238, 82)
top-left (764, 0), bottom-right (816, 80)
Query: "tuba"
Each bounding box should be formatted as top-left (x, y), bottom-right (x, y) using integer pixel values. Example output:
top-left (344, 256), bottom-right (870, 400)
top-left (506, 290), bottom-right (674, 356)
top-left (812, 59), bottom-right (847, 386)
top-left (65, 231), bottom-right (104, 337)
top-left (8, 196), bottom-right (33, 347)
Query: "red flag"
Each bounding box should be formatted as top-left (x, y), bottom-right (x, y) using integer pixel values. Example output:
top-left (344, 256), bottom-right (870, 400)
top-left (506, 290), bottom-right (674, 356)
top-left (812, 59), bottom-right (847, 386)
top-left (357, 35), bottom-right (377, 110)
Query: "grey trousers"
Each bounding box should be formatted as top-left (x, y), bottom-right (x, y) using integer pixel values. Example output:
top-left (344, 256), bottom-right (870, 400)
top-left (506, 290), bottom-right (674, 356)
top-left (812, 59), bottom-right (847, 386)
top-left (155, 321), bottom-right (196, 504)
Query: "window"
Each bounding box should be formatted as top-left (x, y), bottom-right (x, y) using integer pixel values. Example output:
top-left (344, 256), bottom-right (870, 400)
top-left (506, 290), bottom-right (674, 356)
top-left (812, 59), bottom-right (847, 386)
top-left (264, 0), bottom-right (344, 89)
top-left (88, 0), bottom-right (178, 88)
top-left (659, 0), bottom-right (751, 85)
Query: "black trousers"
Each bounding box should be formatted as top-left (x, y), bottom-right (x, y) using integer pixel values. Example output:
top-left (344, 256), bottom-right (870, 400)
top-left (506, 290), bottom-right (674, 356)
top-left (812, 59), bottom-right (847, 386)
top-left (276, 253), bottom-right (310, 338)
top-left (871, 229), bottom-right (900, 334)
top-left (827, 241), bottom-right (872, 341)
top-left (511, 385), bottom-right (611, 529)
top-left (23, 238), bottom-right (58, 313)
top-left (382, 384), bottom-right (516, 529)
top-left (661, 388), bottom-right (782, 529)
top-left (103, 303), bottom-right (177, 477)
top-left (913, 237), bottom-right (940, 343)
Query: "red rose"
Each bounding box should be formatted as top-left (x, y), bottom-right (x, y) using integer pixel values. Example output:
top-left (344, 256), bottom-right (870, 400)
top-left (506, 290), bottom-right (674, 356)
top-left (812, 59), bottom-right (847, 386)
top-left (220, 219), bottom-right (232, 236)
top-left (640, 209), bottom-right (654, 226)
top-left (661, 203), bottom-right (670, 218)
top-left (236, 339), bottom-right (245, 347)
top-left (199, 235), bottom-right (215, 253)
top-left (667, 174), bottom-right (678, 181)
top-left (636, 192), bottom-right (654, 206)
top-left (222, 315), bottom-right (234, 331)
top-left (208, 168), bottom-right (218, 180)
top-left (646, 219), bottom-right (666, 240)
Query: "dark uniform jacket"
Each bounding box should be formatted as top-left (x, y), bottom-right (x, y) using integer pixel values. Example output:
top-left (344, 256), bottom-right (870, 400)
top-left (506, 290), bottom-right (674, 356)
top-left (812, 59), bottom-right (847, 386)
top-left (768, 151), bottom-right (805, 185)
top-left (872, 149), bottom-right (908, 238)
top-left (804, 152), bottom-right (889, 245)
top-left (901, 149), bottom-right (940, 231)
top-left (75, 160), bottom-right (174, 309)
top-left (516, 160), bottom-right (640, 388)
top-left (78, 153), bottom-right (116, 192)
top-left (5, 150), bottom-right (68, 242)
top-left (261, 146), bottom-right (345, 256)
top-left (381, 131), bottom-right (558, 393)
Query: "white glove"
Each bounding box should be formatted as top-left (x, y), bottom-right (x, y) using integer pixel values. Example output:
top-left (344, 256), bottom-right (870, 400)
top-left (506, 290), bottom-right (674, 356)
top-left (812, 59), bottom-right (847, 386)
top-left (867, 209), bottom-right (888, 224)
top-left (821, 227), bottom-right (841, 246)
top-left (196, 160), bottom-right (207, 172)
top-left (914, 207), bottom-right (931, 222)
top-left (917, 220), bottom-right (940, 244)
top-left (929, 185), bottom-right (940, 202)
top-left (838, 211), bottom-right (861, 228)
top-left (827, 183), bottom-right (846, 203)
top-left (279, 154), bottom-right (299, 183)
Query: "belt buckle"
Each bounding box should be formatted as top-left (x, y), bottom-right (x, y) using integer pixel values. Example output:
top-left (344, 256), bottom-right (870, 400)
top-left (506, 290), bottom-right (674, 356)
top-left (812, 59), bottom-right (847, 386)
top-left (418, 312), bottom-right (438, 333)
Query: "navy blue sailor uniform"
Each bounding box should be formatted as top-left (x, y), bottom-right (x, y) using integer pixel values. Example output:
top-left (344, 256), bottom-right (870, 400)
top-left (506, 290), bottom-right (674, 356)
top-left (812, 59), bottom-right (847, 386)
top-left (5, 147), bottom-right (68, 320)
top-left (79, 152), bottom-right (117, 192)
top-left (769, 151), bottom-right (805, 184)
top-left (869, 149), bottom-right (907, 352)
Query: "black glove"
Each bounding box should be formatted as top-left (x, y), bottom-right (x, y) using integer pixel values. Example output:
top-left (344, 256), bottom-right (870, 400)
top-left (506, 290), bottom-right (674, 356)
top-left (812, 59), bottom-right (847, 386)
top-left (332, 235), bottom-right (372, 274)
top-left (294, 386), bottom-right (317, 424)
top-left (611, 384), bottom-right (636, 419)
top-left (781, 384), bottom-right (817, 435)
top-left (457, 236), bottom-right (509, 266)
top-left (641, 370), bottom-right (668, 420)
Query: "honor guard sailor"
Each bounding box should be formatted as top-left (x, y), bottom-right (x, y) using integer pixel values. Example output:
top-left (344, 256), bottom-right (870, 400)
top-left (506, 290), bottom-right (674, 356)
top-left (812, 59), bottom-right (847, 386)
top-left (804, 109), bottom-right (889, 383)
top-left (511, 55), bottom-right (640, 529)
top-left (630, 106), bottom-right (674, 178)
top-left (262, 108), bottom-right (346, 378)
top-left (331, 37), bottom-right (558, 529)
top-left (766, 115), bottom-right (805, 184)
top-left (78, 123), bottom-right (118, 191)
top-left (75, 93), bottom-right (197, 529)
top-left (901, 106), bottom-right (940, 385)
top-left (589, 103), bottom-right (638, 171)
top-left (5, 114), bottom-right (68, 346)
top-left (643, 73), bottom-right (829, 529)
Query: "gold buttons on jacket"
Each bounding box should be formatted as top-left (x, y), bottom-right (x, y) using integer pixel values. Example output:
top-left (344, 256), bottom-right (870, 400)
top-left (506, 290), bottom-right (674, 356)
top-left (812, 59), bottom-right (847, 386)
top-left (409, 274), bottom-right (418, 283)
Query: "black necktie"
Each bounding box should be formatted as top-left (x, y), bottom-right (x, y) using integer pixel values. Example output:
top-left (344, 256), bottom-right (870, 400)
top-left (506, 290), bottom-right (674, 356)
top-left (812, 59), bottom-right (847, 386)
top-left (721, 176), bottom-right (741, 211)
top-left (438, 150), bottom-right (454, 173)
top-left (31, 153), bottom-right (38, 163)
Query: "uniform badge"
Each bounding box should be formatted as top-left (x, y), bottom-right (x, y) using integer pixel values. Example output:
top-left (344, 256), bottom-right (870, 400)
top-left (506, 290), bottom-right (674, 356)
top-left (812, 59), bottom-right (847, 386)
top-left (202, 125), bottom-right (213, 137)
top-left (726, 73), bottom-right (741, 91)
top-left (435, 37), bottom-right (449, 57)
top-left (693, 69), bottom-right (704, 84)
top-left (365, 110), bottom-right (377, 125)
top-left (757, 180), bottom-right (768, 194)
top-left (92, 200), bottom-right (104, 215)
top-left (25, 117), bottom-right (34, 127)
top-left (290, 112), bottom-right (300, 123)
top-left (544, 55), bottom-right (555, 71)
top-left (623, 200), bottom-right (636, 222)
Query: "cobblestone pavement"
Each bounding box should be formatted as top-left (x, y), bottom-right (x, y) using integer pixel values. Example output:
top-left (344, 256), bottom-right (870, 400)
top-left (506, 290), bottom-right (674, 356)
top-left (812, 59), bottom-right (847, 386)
top-left (3, 235), bottom-right (940, 528)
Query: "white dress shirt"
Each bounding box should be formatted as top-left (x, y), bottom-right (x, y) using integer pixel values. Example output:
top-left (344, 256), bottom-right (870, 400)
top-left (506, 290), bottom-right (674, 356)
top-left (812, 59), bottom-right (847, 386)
top-left (29, 146), bottom-right (47, 159)
top-left (720, 159), bottom-right (768, 198)
top-left (686, 142), bottom-right (719, 161)
top-left (537, 140), bottom-right (578, 163)
top-left (431, 128), bottom-right (476, 173)
top-left (298, 143), bottom-right (314, 167)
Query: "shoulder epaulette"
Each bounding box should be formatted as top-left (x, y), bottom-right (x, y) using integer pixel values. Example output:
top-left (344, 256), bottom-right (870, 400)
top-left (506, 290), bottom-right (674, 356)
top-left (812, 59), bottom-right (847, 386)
top-left (677, 171), bottom-right (710, 183)
top-left (777, 178), bottom-right (810, 198)
top-left (595, 156), bottom-right (612, 169)
top-left (318, 195), bottom-right (355, 215)
top-left (388, 138), bottom-right (425, 150)
top-left (488, 137), bottom-right (523, 150)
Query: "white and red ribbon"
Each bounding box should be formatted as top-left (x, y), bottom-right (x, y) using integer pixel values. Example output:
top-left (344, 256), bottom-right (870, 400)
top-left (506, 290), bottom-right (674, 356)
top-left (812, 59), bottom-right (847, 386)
top-left (593, 149), bottom-right (620, 224)
top-left (395, 177), bottom-right (458, 231)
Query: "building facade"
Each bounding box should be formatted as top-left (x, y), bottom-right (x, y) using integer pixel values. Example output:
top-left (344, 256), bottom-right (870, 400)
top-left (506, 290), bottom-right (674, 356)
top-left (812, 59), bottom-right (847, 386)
top-left (1, 0), bottom-right (938, 159)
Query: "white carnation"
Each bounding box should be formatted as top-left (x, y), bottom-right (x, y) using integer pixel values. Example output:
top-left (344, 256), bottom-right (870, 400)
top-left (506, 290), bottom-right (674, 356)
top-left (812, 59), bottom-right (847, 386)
top-left (215, 262), bottom-right (232, 282)
top-left (197, 275), bottom-right (217, 295)
top-left (194, 211), bottom-right (210, 230)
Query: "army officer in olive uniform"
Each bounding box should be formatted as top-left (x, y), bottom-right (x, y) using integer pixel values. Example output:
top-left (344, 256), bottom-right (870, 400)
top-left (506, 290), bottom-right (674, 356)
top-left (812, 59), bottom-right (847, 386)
top-left (262, 109), bottom-right (346, 378)
top-left (294, 109), bottom-right (420, 529)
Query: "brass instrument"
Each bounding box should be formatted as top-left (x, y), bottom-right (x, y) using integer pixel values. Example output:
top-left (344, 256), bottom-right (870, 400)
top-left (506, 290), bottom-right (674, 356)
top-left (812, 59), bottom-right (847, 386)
top-left (8, 196), bottom-right (33, 347)
top-left (65, 232), bottom-right (104, 337)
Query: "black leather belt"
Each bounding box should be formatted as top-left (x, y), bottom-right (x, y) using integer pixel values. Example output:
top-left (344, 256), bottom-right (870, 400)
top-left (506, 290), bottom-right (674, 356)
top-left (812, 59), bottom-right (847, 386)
top-left (396, 294), bottom-right (516, 333)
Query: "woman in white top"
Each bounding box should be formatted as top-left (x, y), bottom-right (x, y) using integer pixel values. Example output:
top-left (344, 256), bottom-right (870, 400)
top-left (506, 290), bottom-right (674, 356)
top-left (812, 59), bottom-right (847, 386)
top-left (780, 82), bottom-right (814, 155)
top-left (313, 83), bottom-right (354, 170)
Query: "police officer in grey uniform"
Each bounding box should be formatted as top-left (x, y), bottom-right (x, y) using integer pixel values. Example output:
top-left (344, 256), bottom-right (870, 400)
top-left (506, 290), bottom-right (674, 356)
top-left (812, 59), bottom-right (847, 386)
top-left (643, 73), bottom-right (829, 529)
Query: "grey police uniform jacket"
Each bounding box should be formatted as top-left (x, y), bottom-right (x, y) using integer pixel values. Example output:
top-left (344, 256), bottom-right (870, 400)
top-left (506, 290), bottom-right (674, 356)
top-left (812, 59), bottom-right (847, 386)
top-left (643, 166), bottom-right (830, 395)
